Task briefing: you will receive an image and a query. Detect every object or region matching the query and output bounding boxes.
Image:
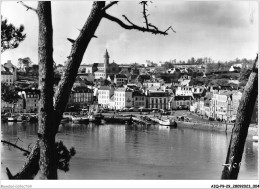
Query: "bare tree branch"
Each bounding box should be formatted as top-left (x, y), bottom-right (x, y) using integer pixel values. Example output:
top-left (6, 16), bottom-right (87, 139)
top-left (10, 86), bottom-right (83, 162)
top-left (1, 140), bottom-right (30, 156)
top-left (103, 1), bottom-right (119, 11)
top-left (164, 26), bottom-right (176, 33)
top-left (67, 38), bottom-right (75, 44)
top-left (18, 1), bottom-right (37, 13)
top-left (140, 1), bottom-right (149, 29)
top-left (103, 13), bottom-right (170, 35)
top-left (122, 15), bottom-right (136, 26)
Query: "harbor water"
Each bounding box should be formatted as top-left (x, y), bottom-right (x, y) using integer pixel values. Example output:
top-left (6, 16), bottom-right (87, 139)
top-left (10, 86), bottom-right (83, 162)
top-left (1, 121), bottom-right (258, 180)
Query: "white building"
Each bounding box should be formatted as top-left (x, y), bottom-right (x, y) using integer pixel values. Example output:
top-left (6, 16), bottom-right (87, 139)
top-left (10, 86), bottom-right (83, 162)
top-left (98, 86), bottom-right (114, 108)
top-left (94, 71), bottom-right (106, 80)
top-left (114, 87), bottom-right (133, 110)
top-left (175, 86), bottom-right (193, 96)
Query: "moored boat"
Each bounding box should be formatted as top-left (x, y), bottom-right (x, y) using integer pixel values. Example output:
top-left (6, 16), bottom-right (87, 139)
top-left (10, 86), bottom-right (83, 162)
top-left (71, 116), bottom-right (89, 124)
top-left (7, 116), bottom-right (17, 122)
top-left (103, 116), bottom-right (131, 124)
top-left (158, 119), bottom-right (177, 127)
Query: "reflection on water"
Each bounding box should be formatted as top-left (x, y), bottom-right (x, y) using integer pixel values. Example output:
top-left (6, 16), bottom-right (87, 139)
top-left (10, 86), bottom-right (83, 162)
top-left (1, 122), bottom-right (258, 180)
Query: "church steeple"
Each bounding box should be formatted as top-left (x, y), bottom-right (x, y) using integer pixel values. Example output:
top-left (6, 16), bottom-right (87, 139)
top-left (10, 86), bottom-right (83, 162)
top-left (104, 49), bottom-right (110, 59)
top-left (104, 49), bottom-right (110, 78)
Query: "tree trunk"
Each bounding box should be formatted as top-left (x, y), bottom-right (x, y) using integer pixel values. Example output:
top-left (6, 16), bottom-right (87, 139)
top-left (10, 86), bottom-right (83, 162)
top-left (37, 2), bottom-right (56, 179)
top-left (221, 55), bottom-right (258, 179)
top-left (53, 1), bottom-right (105, 133)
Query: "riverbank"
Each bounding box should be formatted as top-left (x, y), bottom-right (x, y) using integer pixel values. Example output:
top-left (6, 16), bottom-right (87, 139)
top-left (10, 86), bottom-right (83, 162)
top-left (175, 121), bottom-right (258, 136)
top-left (102, 112), bottom-right (258, 136)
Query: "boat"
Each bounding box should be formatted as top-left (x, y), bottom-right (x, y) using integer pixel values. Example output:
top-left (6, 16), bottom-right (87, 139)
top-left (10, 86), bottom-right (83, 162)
top-left (158, 119), bottom-right (177, 127)
top-left (103, 116), bottom-right (131, 124)
top-left (71, 116), bottom-right (89, 124)
top-left (28, 115), bottom-right (38, 123)
top-left (17, 115), bottom-right (27, 122)
top-left (7, 116), bottom-right (17, 122)
top-left (61, 117), bottom-right (69, 123)
top-left (63, 112), bottom-right (73, 121)
top-left (253, 136), bottom-right (258, 142)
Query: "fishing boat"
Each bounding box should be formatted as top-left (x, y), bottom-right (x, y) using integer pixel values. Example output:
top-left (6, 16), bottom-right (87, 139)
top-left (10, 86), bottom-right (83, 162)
top-left (7, 116), bottom-right (17, 122)
top-left (71, 116), bottom-right (89, 124)
top-left (158, 119), bottom-right (177, 127)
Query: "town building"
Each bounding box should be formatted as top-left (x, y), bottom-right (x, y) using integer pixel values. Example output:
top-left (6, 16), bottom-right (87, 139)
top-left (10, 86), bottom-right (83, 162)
top-left (143, 80), bottom-right (162, 88)
top-left (211, 91), bottom-right (233, 121)
top-left (114, 87), bottom-right (133, 110)
top-left (1, 70), bottom-right (14, 85)
top-left (67, 86), bottom-right (93, 109)
top-left (170, 95), bottom-right (193, 110)
top-left (1, 60), bottom-right (17, 85)
top-left (98, 86), bottom-right (115, 108)
top-left (132, 90), bottom-right (146, 108)
top-left (15, 89), bottom-right (40, 113)
top-left (114, 74), bottom-right (128, 85)
top-left (79, 64), bottom-right (93, 74)
top-left (175, 86), bottom-right (193, 96)
top-left (146, 90), bottom-right (169, 110)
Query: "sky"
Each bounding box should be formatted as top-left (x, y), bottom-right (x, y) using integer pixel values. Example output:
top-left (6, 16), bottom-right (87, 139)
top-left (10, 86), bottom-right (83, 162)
top-left (1, 1), bottom-right (259, 66)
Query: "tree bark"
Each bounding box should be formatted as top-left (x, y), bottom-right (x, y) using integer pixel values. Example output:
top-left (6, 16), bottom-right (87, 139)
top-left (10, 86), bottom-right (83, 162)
top-left (37, 2), bottom-right (56, 179)
top-left (53, 2), bottom-right (105, 133)
top-left (6, 140), bottom-right (40, 179)
top-left (221, 55), bottom-right (258, 179)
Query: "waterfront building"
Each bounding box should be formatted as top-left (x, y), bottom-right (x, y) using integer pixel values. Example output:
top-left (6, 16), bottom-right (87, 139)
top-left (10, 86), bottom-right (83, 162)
top-left (1, 101), bottom-right (14, 113)
top-left (16, 89), bottom-right (40, 113)
top-left (211, 90), bottom-right (233, 121)
top-left (108, 94), bottom-right (115, 109)
top-left (146, 90), bottom-right (169, 110)
top-left (98, 86), bottom-right (115, 108)
top-left (67, 86), bottom-right (93, 109)
top-left (170, 95), bottom-right (193, 110)
top-left (132, 90), bottom-right (146, 108)
top-left (114, 87), bottom-right (133, 110)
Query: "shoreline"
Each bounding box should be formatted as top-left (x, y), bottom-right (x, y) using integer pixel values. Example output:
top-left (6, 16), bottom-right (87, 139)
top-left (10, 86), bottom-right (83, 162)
top-left (175, 120), bottom-right (258, 136)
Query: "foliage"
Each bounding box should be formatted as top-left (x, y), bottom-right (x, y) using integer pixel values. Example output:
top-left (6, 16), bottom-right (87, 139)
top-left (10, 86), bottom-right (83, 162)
top-left (162, 62), bottom-right (174, 69)
top-left (56, 141), bottom-right (76, 172)
top-left (1, 83), bottom-right (20, 104)
top-left (239, 68), bottom-right (251, 81)
top-left (1, 16), bottom-right (26, 52)
top-left (18, 57), bottom-right (33, 70)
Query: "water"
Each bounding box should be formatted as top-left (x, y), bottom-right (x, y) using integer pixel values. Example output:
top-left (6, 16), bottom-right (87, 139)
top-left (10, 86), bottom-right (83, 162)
top-left (1, 122), bottom-right (258, 180)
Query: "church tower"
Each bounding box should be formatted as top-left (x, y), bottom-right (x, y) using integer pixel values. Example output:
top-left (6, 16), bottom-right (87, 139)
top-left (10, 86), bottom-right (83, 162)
top-left (104, 49), bottom-right (110, 78)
